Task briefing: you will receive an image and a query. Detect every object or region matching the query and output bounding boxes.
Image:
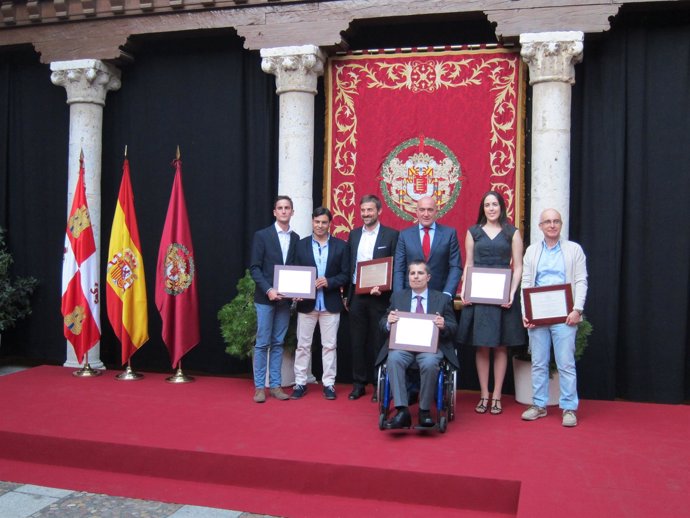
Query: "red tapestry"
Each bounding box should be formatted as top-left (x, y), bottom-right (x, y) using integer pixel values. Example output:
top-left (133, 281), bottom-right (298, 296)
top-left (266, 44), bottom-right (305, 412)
top-left (324, 48), bottom-right (526, 242)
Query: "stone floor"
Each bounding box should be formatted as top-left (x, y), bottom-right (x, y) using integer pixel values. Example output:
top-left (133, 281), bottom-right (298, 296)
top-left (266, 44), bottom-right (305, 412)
top-left (0, 481), bottom-right (278, 518)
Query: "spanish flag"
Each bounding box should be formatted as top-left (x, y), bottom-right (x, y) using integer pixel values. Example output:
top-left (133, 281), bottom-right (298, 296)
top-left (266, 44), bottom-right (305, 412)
top-left (106, 154), bottom-right (149, 365)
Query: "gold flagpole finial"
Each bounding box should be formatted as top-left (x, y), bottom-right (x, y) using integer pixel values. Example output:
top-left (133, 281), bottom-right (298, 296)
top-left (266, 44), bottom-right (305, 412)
top-left (124, 145), bottom-right (128, 158)
top-left (176, 145), bottom-right (181, 160)
top-left (79, 149), bottom-right (84, 161)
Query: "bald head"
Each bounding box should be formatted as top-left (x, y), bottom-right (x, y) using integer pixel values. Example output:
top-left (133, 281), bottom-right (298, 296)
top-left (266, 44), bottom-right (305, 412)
top-left (538, 208), bottom-right (563, 244)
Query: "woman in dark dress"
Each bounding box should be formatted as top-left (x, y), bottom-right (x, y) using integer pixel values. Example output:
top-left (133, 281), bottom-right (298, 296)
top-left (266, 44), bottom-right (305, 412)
top-left (457, 191), bottom-right (525, 415)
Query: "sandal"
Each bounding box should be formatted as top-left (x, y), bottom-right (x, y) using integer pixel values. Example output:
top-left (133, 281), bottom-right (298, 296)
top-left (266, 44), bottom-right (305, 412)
top-left (475, 397), bottom-right (489, 414)
top-left (490, 398), bottom-right (503, 415)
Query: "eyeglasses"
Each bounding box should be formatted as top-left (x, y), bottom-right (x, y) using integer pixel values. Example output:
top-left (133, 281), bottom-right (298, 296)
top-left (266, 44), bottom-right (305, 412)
top-left (539, 219), bottom-right (562, 226)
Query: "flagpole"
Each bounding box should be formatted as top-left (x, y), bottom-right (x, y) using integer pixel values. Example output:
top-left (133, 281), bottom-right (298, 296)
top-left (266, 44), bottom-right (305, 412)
top-left (166, 360), bottom-right (195, 384)
top-left (115, 359), bottom-right (143, 381)
top-left (72, 351), bottom-right (102, 377)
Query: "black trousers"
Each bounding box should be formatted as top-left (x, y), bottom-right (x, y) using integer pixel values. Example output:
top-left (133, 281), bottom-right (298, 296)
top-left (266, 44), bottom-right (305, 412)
top-left (349, 293), bottom-right (389, 386)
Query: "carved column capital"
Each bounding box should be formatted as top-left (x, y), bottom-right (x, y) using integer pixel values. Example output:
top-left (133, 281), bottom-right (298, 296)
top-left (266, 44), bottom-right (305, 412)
top-left (50, 59), bottom-right (121, 105)
top-left (260, 45), bottom-right (325, 95)
top-left (520, 31), bottom-right (584, 85)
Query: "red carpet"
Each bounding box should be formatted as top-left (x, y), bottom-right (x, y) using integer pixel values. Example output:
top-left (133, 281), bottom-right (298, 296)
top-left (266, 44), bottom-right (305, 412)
top-left (0, 365), bottom-right (688, 517)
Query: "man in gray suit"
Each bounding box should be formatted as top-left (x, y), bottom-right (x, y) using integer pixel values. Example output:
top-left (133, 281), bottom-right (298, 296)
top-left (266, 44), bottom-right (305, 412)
top-left (393, 196), bottom-right (462, 299)
top-left (377, 260), bottom-right (459, 429)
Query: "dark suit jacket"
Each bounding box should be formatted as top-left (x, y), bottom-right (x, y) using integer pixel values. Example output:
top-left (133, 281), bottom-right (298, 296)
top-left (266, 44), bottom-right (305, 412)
top-left (346, 224), bottom-right (399, 301)
top-left (294, 234), bottom-right (350, 314)
top-left (249, 224), bottom-right (299, 305)
top-left (393, 223), bottom-right (462, 296)
top-left (376, 288), bottom-right (460, 368)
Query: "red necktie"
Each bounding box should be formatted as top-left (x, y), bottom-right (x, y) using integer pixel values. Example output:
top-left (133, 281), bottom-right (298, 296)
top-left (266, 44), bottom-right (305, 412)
top-left (422, 227), bottom-right (431, 261)
top-left (415, 295), bottom-right (424, 314)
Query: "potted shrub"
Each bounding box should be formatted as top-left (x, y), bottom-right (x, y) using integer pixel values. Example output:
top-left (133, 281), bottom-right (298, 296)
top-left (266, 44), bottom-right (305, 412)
top-left (0, 228), bottom-right (39, 339)
top-left (512, 317), bottom-right (593, 405)
top-left (218, 269), bottom-right (297, 386)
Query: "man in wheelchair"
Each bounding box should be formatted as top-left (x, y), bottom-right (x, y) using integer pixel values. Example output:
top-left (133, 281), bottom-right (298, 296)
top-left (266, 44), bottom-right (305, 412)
top-left (377, 260), bottom-right (459, 429)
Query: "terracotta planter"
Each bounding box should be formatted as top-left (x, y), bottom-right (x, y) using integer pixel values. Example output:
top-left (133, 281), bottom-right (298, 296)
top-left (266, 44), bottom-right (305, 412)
top-left (512, 356), bottom-right (560, 406)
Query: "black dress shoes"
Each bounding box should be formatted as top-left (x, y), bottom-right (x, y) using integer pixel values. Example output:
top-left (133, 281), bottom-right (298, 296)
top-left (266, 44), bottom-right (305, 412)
top-left (348, 386), bottom-right (366, 400)
top-left (385, 407), bottom-right (412, 429)
top-left (418, 409), bottom-right (435, 428)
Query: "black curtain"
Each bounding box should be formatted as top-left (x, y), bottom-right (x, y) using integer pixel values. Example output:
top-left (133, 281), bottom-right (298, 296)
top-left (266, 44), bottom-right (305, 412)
top-left (0, 47), bottom-right (69, 363)
top-left (571, 8), bottom-right (690, 403)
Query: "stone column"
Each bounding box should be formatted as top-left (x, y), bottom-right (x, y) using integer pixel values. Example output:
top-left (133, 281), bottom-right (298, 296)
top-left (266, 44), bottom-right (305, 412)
top-left (51, 59), bottom-right (121, 369)
top-left (260, 45), bottom-right (325, 238)
top-left (520, 32), bottom-right (583, 242)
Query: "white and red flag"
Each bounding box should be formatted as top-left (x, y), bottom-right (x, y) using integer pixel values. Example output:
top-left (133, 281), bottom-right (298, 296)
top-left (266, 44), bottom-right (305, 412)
top-left (61, 152), bottom-right (101, 364)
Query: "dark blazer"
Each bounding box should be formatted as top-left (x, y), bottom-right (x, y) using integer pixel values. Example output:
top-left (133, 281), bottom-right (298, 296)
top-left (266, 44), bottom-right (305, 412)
top-left (393, 223), bottom-right (462, 296)
top-left (376, 288), bottom-right (460, 368)
top-left (294, 234), bottom-right (350, 314)
top-left (346, 224), bottom-right (399, 301)
top-left (249, 224), bottom-right (299, 305)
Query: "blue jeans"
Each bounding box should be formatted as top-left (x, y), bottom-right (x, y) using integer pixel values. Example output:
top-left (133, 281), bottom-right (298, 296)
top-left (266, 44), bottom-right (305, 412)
top-left (253, 302), bottom-right (290, 389)
top-left (528, 323), bottom-right (578, 410)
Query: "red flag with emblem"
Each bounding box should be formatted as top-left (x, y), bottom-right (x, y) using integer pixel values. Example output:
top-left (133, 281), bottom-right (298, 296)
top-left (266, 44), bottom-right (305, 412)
top-left (61, 152), bottom-right (101, 364)
top-left (155, 152), bottom-right (200, 368)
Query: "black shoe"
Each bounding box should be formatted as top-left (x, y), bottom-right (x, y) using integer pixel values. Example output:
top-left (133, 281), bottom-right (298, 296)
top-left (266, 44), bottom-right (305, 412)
top-left (348, 385), bottom-right (365, 400)
top-left (385, 407), bottom-right (411, 429)
top-left (323, 385), bottom-right (337, 400)
top-left (418, 409), bottom-right (435, 428)
top-left (291, 384), bottom-right (308, 399)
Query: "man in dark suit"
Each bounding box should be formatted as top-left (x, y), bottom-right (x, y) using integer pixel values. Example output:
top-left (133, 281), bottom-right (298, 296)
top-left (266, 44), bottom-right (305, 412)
top-left (346, 194), bottom-right (398, 401)
top-left (249, 195), bottom-right (300, 403)
top-left (377, 260), bottom-right (459, 428)
top-left (393, 196), bottom-right (462, 299)
top-left (291, 207), bottom-right (350, 400)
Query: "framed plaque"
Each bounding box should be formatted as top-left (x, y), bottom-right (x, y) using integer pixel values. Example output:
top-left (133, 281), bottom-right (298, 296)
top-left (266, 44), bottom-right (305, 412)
top-left (389, 312), bottom-right (439, 354)
top-left (355, 256), bottom-right (393, 295)
top-left (465, 267), bottom-right (512, 305)
top-left (523, 283), bottom-right (574, 326)
top-left (273, 265), bottom-right (316, 299)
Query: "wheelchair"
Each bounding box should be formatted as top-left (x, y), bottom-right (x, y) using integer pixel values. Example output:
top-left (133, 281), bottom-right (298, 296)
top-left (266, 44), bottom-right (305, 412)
top-left (376, 358), bottom-right (457, 433)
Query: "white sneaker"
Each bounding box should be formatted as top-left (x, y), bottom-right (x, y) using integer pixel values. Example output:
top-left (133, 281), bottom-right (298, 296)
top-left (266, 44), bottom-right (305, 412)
top-left (562, 410), bottom-right (578, 427)
top-left (521, 405), bottom-right (547, 421)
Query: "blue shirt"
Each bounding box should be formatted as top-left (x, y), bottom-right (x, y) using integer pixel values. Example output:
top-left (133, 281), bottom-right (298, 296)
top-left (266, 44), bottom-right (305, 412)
top-left (535, 241), bottom-right (566, 287)
top-left (311, 235), bottom-right (330, 311)
top-left (418, 222), bottom-right (436, 248)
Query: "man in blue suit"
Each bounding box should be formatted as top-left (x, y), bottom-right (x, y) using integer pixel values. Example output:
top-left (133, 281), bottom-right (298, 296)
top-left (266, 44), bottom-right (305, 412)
top-left (393, 196), bottom-right (462, 299)
top-left (291, 207), bottom-right (350, 400)
top-left (346, 194), bottom-right (398, 401)
top-left (249, 195), bottom-right (300, 403)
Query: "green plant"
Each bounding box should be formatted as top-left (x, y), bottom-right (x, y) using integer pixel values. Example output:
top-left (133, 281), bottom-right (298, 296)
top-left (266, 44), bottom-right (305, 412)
top-left (218, 269), bottom-right (296, 360)
top-left (0, 228), bottom-right (39, 333)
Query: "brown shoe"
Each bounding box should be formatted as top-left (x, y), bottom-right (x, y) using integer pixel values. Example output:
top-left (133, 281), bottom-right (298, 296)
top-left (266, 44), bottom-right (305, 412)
top-left (253, 388), bottom-right (266, 403)
top-left (269, 387), bottom-right (290, 400)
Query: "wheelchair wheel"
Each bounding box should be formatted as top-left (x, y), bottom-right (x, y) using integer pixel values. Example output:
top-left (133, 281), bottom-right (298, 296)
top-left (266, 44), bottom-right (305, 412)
top-left (439, 416), bottom-right (447, 433)
top-left (378, 413), bottom-right (386, 430)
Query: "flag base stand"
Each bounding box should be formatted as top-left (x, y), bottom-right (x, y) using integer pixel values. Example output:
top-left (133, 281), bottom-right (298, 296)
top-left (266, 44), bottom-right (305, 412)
top-left (166, 367), bottom-right (194, 384)
top-left (115, 365), bottom-right (143, 381)
top-left (72, 363), bottom-right (102, 377)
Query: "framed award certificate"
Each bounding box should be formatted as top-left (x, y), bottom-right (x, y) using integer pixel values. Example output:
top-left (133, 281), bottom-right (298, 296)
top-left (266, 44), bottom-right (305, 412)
top-left (355, 256), bottom-right (393, 295)
top-left (389, 312), bottom-right (439, 354)
top-left (465, 266), bottom-right (512, 305)
top-left (273, 265), bottom-right (316, 299)
top-left (523, 283), bottom-right (574, 326)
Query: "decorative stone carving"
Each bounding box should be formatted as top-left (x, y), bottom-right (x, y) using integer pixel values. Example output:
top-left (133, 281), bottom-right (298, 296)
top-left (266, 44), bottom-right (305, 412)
top-left (50, 59), bottom-right (121, 105)
top-left (261, 45), bottom-right (325, 95)
top-left (520, 31), bottom-right (584, 85)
